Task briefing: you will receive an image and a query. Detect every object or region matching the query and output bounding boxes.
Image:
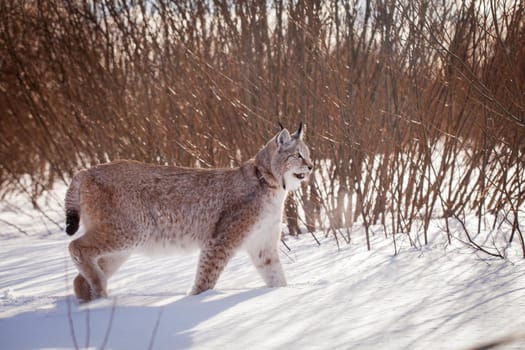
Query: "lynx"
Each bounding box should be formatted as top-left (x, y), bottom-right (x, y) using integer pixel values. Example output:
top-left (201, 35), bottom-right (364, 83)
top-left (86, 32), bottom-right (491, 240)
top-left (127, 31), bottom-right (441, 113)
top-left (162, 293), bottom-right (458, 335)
top-left (65, 124), bottom-right (313, 301)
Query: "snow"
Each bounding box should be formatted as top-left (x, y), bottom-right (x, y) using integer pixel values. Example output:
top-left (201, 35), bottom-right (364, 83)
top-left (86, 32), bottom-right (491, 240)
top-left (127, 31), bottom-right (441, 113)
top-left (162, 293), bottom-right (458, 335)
top-left (1, 190), bottom-right (525, 349)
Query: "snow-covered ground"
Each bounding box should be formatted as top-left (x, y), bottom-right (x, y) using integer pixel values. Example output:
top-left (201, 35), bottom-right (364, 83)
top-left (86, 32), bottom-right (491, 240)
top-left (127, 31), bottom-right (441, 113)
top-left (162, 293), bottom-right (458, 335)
top-left (1, 190), bottom-right (525, 350)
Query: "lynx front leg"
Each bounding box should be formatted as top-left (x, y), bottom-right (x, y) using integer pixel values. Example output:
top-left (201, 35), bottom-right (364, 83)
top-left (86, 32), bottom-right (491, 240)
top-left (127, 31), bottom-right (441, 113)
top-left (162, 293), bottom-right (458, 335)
top-left (249, 247), bottom-right (287, 288)
top-left (190, 240), bottom-right (236, 295)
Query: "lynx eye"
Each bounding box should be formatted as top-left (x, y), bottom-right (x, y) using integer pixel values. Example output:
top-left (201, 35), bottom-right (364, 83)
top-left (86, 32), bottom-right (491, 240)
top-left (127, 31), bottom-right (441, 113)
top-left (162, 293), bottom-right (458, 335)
top-left (287, 153), bottom-right (302, 160)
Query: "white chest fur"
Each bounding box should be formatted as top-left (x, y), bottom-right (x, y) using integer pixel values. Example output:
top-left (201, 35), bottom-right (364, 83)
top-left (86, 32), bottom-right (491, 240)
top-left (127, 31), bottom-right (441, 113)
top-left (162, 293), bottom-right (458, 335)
top-left (242, 191), bottom-right (287, 252)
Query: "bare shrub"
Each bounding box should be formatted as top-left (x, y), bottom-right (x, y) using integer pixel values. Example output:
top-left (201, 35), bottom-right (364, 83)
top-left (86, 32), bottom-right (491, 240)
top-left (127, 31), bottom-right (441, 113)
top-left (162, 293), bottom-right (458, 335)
top-left (1, 0), bottom-right (523, 256)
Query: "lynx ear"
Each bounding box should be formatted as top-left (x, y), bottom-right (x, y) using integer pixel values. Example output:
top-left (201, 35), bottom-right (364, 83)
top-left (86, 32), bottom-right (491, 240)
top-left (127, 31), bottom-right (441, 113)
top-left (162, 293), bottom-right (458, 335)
top-left (292, 122), bottom-right (305, 140)
top-left (276, 129), bottom-right (291, 146)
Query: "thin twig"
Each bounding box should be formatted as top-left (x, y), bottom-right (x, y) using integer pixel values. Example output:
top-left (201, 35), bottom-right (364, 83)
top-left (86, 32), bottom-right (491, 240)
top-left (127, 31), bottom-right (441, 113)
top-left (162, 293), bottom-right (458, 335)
top-left (100, 297), bottom-right (118, 350)
top-left (64, 259), bottom-right (79, 350)
top-left (0, 218), bottom-right (30, 236)
top-left (452, 213), bottom-right (504, 259)
top-left (147, 307), bottom-right (164, 350)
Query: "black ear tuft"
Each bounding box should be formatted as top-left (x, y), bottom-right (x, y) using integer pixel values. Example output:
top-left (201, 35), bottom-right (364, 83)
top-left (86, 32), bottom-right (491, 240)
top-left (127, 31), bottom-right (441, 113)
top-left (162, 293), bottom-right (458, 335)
top-left (292, 122), bottom-right (305, 140)
top-left (278, 121), bottom-right (285, 131)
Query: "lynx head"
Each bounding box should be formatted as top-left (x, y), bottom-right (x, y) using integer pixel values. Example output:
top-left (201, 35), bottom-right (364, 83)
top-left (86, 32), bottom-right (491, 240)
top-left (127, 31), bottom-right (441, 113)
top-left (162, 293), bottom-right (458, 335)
top-left (255, 123), bottom-right (313, 191)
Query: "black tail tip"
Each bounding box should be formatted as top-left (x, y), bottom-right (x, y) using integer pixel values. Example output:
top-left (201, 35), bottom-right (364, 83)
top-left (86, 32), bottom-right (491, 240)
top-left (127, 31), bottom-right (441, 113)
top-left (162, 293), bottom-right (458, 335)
top-left (66, 211), bottom-right (80, 236)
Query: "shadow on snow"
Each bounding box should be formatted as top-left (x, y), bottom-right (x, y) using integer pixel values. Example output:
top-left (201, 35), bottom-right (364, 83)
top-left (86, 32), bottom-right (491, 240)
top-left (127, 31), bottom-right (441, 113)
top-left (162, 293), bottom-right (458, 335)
top-left (0, 288), bottom-right (271, 350)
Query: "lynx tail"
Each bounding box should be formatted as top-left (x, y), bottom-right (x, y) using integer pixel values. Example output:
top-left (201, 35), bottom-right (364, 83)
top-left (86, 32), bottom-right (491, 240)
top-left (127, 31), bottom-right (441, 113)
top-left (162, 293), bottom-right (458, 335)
top-left (65, 171), bottom-right (84, 235)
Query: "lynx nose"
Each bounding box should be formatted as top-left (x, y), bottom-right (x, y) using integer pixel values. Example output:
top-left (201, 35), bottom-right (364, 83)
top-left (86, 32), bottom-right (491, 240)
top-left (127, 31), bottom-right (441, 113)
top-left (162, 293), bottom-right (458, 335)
top-left (306, 161), bottom-right (313, 171)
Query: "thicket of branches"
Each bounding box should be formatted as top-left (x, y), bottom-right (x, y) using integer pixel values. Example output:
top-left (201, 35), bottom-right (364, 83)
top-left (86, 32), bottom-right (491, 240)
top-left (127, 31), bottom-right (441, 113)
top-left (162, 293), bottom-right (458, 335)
top-left (1, 0), bottom-right (524, 255)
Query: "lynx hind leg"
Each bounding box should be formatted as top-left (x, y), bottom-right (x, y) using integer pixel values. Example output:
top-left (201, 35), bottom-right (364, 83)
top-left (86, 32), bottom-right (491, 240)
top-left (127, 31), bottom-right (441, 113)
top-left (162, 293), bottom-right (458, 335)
top-left (71, 252), bottom-right (130, 302)
top-left (69, 236), bottom-right (107, 301)
top-left (190, 241), bottom-right (236, 295)
top-left (69, 233), bottom-right (129, 301)
top-left (98, 252), bottom-right (130, 279)
top-left (248, 247), bottom-right (287, 288)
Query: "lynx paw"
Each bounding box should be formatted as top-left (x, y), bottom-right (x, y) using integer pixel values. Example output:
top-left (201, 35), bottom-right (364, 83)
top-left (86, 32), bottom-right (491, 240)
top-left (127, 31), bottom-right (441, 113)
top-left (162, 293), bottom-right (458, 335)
top-left (73, 274), bottom-right (107, 302)
top-left (73, 274), bottom-right (93, 301)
